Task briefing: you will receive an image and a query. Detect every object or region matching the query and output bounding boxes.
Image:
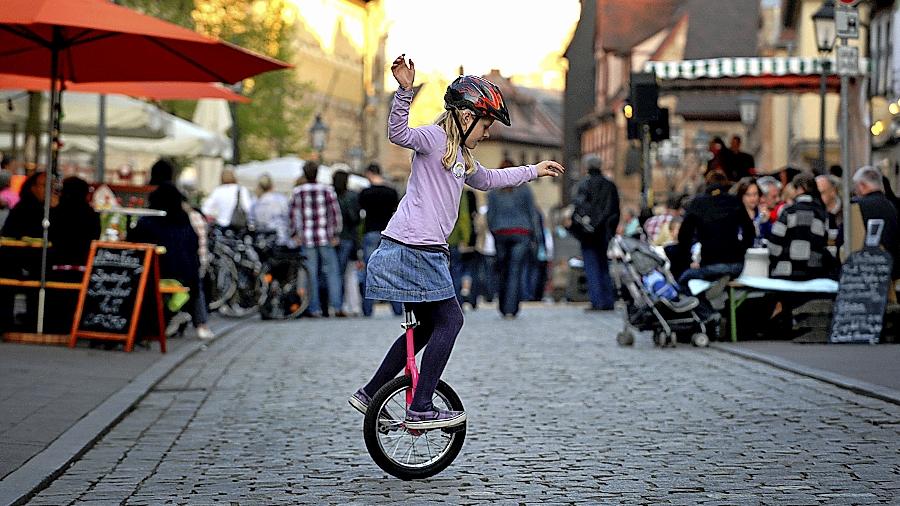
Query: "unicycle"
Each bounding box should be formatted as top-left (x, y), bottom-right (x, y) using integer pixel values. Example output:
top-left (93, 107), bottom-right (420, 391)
top-left (362, 307), bottom-right (467, 480)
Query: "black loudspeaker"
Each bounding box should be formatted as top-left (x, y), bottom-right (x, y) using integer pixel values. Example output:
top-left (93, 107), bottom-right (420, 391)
top-left (627, 108), bottom-right (667, 141)
top-left (650, 107), bottom-right (669, 142)
top-left (630, 72), bottom-right (659, 123)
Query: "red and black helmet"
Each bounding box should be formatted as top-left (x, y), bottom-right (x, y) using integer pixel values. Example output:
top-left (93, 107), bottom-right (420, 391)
top-left (444, 75), bottom-right (511, 126)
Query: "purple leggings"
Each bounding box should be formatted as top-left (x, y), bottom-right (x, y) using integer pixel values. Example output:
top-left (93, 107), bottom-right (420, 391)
top-left (363, 297), bottom-right (464, 412)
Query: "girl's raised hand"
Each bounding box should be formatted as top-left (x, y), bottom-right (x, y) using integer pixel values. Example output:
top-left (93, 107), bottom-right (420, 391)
top-left (536, 160), bottom-right (565, 178)
top-left (391, 54), bottom-right (415, 91)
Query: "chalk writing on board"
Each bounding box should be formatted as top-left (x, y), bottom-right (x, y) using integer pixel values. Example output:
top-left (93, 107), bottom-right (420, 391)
top-left (77, 247), bottom-right (146, 335)
top-left (829, 248), bottom-right (892, 344)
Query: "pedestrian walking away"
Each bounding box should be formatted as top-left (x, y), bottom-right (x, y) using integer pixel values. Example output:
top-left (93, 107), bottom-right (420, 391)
top-left (568, 154), bottom-right (620, 311)
top-left (351, 53), bottom-right (565, 441)
top-left (487, 168), bottom-right (541, 318)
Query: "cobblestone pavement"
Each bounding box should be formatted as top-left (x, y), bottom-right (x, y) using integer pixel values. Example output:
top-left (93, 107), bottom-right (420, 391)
top-left (28, 304), bottom-right (900, 505)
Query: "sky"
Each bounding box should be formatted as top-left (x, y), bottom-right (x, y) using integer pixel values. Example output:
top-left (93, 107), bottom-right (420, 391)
top-left (381, 0), bottom-right (581, 89)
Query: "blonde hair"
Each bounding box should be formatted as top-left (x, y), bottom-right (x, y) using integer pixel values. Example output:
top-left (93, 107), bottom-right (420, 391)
top-left (435, 110), bottom-right (477, 176)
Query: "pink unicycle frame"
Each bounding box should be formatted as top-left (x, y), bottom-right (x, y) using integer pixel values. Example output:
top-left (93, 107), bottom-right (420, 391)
top-left (402, 306), bottom-right (419, 407)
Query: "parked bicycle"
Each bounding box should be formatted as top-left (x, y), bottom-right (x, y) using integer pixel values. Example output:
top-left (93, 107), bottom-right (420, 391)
top-left (207, 227), bottom-right (264, 317)
top-left (254, 231), bottom-right (311, 320)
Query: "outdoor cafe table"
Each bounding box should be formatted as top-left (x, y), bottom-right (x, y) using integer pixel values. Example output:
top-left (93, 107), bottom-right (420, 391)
top-left (689, 276), bottom-right (839, 342)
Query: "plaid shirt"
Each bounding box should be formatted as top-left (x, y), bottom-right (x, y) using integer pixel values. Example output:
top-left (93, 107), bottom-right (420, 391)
top-left (643, 213), bottom-right (673, 243)
top-left (187, 208), bottom-right (209, 272)
top-left (289, 183), bottom-right (342, 247)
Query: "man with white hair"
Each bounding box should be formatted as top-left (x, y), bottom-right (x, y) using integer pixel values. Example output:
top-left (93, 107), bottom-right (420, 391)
top-left (756, 175), bottom-right (782, 239)
top-left (852, 166), bottom-right (899, 277)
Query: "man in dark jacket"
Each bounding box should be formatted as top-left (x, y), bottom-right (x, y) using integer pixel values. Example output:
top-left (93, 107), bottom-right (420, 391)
top-left (673, 171), bottom-right (755, 290)
top-left (570, 154), bottom-right (620, 311)
top-left (852, 166), bottom-right (900, 278)
top-left (358, 163), bottom-right (403, 317)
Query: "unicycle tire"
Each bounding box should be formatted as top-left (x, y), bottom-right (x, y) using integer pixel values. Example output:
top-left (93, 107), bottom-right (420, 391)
top-left (363, 376), bottom-right (466, 480)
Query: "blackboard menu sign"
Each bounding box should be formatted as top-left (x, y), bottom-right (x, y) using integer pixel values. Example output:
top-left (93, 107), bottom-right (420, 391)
top-left (69, 241), bottom-right (166, 352)
top-left (829, 247), bottom-right (893, 344)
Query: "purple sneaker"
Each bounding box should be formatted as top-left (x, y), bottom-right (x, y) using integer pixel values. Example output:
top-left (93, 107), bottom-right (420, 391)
top-left (404, 407), bottom-right (467, 430)
top-left (348, 388), bottom-right (371, 415)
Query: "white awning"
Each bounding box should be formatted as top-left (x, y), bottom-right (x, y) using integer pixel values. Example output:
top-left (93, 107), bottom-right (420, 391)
top-left (644, 56), bottom-right (866, 80)
top-left (0, 90), bottom-right (171, 138)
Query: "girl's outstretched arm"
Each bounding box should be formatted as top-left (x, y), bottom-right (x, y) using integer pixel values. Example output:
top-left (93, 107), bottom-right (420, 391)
top-left (466, 160), bottom-right (565, 191)
top-left (387, 54), bottom-right (440, 153)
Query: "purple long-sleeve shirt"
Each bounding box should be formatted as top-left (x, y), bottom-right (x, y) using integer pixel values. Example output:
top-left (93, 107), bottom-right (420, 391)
top-left (382, 88), bottom-right (538, 247)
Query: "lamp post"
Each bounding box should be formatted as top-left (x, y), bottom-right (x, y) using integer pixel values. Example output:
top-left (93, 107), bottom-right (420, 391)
top-left (309, 114), bottom-right (328, 162)
top-left (738, 94), bottom-right (760, 156)
top-left (812, 0), bottom-right (836, 174)
top-left (347, 145), bottom-right (364, 172)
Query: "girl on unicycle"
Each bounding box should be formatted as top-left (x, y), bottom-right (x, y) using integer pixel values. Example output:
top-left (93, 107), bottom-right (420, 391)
top-left (349, 54), bottom-right (565, 430)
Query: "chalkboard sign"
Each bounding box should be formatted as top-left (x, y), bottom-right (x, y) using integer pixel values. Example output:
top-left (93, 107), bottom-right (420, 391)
top-left (69, 241), bottom-right (166, 352)
top-left (829, 247), bottom-right (893, 344)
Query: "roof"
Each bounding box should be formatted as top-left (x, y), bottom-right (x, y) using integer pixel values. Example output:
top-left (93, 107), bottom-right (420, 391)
top-left (674, 0), bottom-right (761, 119)
top-left (597, 0), bottom-right (684, 53)
top-left (483, 70), bottom-right (562, 148)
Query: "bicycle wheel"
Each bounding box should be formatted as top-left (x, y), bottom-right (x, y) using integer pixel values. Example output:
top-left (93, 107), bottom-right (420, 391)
top-left (208, 256), bottom-right (238, 311)
top-left (289, 263), bottom-right (311, 317)
top-left (220, 266), bottom-right (264, 317)
top-left (363, 376), bottom-right (466, 480)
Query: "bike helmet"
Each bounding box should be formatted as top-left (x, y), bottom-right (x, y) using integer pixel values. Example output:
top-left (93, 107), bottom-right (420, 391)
top-left (444, 75), bottom-right (511, 126)
top-left (444, 75), bottom-right (510, 143)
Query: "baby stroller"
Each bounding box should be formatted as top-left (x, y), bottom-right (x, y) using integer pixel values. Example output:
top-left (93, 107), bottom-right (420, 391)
top-left (610, 235), bottom-right (718, 347)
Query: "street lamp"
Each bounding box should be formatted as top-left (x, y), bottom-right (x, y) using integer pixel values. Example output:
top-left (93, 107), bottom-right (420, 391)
top-left (309, 114), bottom-right (328, 161)
top-left (738, 94), bottom-right (760, 127)
top-left (347, 146), bottom-right (364, 172)
top-left (813, 0), bottom-right (836, 173)
top-left (738, 94), bottom-right (760, 155)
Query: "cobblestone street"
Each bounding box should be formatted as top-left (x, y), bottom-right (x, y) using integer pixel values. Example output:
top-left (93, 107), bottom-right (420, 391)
top-left (28, 304), bottom-right (900, 505)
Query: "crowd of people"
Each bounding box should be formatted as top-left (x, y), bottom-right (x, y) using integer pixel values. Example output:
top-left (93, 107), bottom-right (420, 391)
top-left (625, 151), bottom-right (900, 337)
top-left (0, 162), bottom-right (102, 334)
top-left (2, 128), bottom-right (898, 342)
top-left (0, 151), bottom-right (561, 339)
top-left (198, 158), bottom-right (554, 321)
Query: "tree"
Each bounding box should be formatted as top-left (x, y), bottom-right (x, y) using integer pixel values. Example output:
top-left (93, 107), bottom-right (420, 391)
top-left (118, 0), bottom-right (195, 29)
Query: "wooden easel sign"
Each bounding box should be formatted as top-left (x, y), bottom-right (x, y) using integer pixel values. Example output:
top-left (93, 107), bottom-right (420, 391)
top-left (69, 241), bottom-right (166, 353)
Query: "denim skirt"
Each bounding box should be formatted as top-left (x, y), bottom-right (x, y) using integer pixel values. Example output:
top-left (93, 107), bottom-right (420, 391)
top-left (365, 239), bottom-right (455, 302)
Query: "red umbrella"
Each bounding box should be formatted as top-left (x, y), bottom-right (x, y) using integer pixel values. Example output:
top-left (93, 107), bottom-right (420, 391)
top-left (0, 0), bottom-right (289, 83)
top-left (0, 74), bottom-right (251, 103)
top-left (0, 0), bottom-right (289, 333)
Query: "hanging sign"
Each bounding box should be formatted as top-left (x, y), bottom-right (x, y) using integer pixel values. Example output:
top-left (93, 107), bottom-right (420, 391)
top-left (836, 45), bottom-right (860, 76)
top-left (836, 4), bottom-right (860, 40)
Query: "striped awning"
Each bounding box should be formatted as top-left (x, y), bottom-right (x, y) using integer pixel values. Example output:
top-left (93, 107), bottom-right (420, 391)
top-left (644, 56), bottom-right (866, 80)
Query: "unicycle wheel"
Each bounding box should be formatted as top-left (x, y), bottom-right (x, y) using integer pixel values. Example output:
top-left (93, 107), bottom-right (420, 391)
top-left (363, 376), bottom-right (466, 480)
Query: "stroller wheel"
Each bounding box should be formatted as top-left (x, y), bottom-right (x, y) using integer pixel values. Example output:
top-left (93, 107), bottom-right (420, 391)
top-left (616, 330), bottom-right (635, 346)
top-left (691, 333), bottom-right (710, 348)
